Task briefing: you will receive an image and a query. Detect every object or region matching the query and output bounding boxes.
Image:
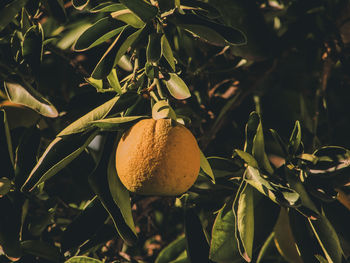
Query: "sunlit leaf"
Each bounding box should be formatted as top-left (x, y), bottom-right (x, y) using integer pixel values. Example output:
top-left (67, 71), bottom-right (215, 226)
top-left (152, 100), bottom-right (176, 120)
top-left (90, 3), bottom-right (125, 13)
top-left (107, 137), bottom-right (137, 236)
top-left (4, 81), bottom-right (58, 118)
top-left (199, 150), bottom-right (215, 183)
top-left (164, 73), bottom-right (191, 100)
top-left (236, 184), bottom-right (254, 261)
top-left (210, 201), bottom-right (242, 262)
top-left (72, 0), bottom-right (90, 10)
top-left (111, 9), bottom-right (145, 28)
top-left (58, 93), bottom-right (138, 136)
top-left (107, 69), bottom-right (122, 94)
top-left (155, 236), bottom-right (188, 263)
top-left (65, 256), bottom-right (103, 263)
top-left (21, 130), bottom-right (98, 192)
top-left (74, 17), bottom-right (126, 51)
top-left (288, 121), bottom-right (302, 156)
top-left (119, 0), bottom-right (158, 22)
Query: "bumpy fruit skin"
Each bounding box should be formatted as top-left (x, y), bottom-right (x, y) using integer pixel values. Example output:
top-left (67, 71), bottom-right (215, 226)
top-left (115, 118), bottom-right (200, 196)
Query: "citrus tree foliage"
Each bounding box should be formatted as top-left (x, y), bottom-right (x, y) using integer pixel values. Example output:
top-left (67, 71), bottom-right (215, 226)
top-left (1, 0), bottom-right (350, 262)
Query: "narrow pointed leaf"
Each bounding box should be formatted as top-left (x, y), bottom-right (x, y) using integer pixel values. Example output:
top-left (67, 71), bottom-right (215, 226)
top-left (0, 0), bottom-right (28, 32)
top-left (22, 24), bottom-right (44, 71)
top-left (209, 201), bottom-right (242, 262)
top-left (308, 216), bottom-right (343, 263)
top-left (288, 121), bottom-right (302, 156)
top-left (200, 150), bottom-right (215, 183)
top-left (164, 73), bottom-right (191, 100)
top-left (72, 0), bottom-right (90, 10)
top-left (147, 33), bottom-right (162, 63)
top-left (21, 240), bottom-right (62, 262)
top-left (152, 100), bottom-right (176, 120)
top-left (107, 69), bottom-right (122, 94)
top-left (88, 134), bottom-right (138, 245)
top-left (168, 13), bottom-right (246, 46)
top-left (21, 130), bottom-right (98, 192)
top-left (61, 197), bottom-right (108, 251)
top-left (252, 122), bottom-right (274, 175)
top-left (236, 184), bottom-right (254, 262)
top-left (92, 26), bottom-right (142, 79)
top-left (0, 196), bottom-right (22, 259)
top-left (90, 3), bottom-right (125, 13)
top-left (155, 236), bottom-right (187, 263)
top-left (65, 256), bottom-right (103, 263)
top-left (58, 92), bottom-right (138, 136)
top-left (107, 136), bottom-right (137, 235)
top-left (119, 0), bottom-right (158, 22)
top-left (4, 81), bottom-right (58, 118)
top-left (161, 34), bottom-right (176, 71)
top-left (184, 206), bottom-right (210, 262)
top-left (244, 112), bottom-right (260, 154)
top-left (74, 17), bottom-right (126, 51)
top-left (90, 116), bottom-right (146, 131)
top-left (111, 9), bottom-right (145, 28)
top-left (0, 110), bottom-right (14, 170)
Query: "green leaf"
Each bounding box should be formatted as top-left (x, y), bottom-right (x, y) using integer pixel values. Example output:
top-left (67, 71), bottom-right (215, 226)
top-left (88, 134), bottom-right (138, 245)
top-left (308, 214), bottom-right (344, 263)
top-left (92, 26), bottom-right (142, 79)
top-left (0, 177), bottom-right (11, 196)
top-left (168, 13), bottom-right (246, 46)
top-left (236, 184), bottom-right (254, 262)
top-left (107, 137), bottom-right (137, 236)
top-left (90, 116), bottom-right (145, 131)
top-left (90, 3), bottom-right (125, 13)
top-left (206, 157), bottom-right (244, 178)
top-left (209, 201), bottom-right (242, 263)
top-left (152, 100), bottom-right (176, 120)
top-left (0, 196), bottom-right (22, 259)
top-left (0, 109), bottom-right (14, 168)
top-left (269, 129), bottom-right (288, 158)
top-left (244, 112), bottom-right (260, 154)
top-left (111, 9), bottom-right (145, 28)
top-left (252, 121), bottom-right (274, 175)
top-left (85, 77), bottom-right (103, 91)
top-left (74, 17), bottom-right (126, 51)
top-left (65, 256), bottom-right (103, 263)
top-left (42, 0), bottom-right (66, 22)
top-left (288, 121), bottom-right (302, 156)
top-left (4, 81), bottom-right (58, 118)
top-left (164, 73), bottom-right (191, 100)
top-left (72, 0), bottom-right (90, 10)
top-left (155, 236), bottom-right (188, 263)
top-left (199, 150), bottom-right (215, 183)
top-left (245, 166), bottom-right (300, 207)
top-left (14, 127), bottom-right (41, 189)
top-left (234, 150), bottom-right (258, 169)
top-left (0, 0), bottom-right (28, 32)
top-left (161, 34), bottom-right (176, 71)
top-left (107, 69), bottom-right (122, 94)
top-left (58, 93), bottom-right (138, 136)
top-left (21, 130), bottom-right (98, 192)
top-left (21, 240), bottom-right (62, 262)
top-left (61, 197), bottom-right (109, 251)
top-left (184, 206), bottom-right (210, 262)
top-left (119, 0), bottom-right (158, 22)
top-left (22, 24), bottom-right (44, 71)
top-left (147, 33), bottom-right (163, 63)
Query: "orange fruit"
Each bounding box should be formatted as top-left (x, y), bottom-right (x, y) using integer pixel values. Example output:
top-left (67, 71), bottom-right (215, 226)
top-left (115, 118), bottom-right (200, 196)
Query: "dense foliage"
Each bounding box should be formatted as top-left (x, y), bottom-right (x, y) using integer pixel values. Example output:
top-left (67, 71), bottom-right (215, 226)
top-left (1, 0), bottom-right (350, 262)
